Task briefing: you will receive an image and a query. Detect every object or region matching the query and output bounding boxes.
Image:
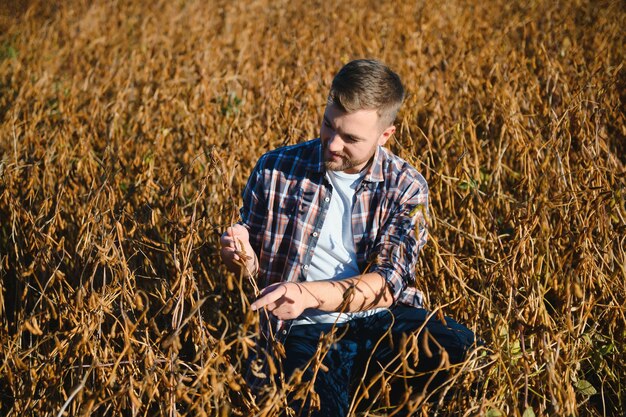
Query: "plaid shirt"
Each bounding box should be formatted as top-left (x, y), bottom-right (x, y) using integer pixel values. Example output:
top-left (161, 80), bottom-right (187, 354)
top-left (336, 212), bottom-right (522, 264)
top-left (240, 138), bottom-right (428, 389)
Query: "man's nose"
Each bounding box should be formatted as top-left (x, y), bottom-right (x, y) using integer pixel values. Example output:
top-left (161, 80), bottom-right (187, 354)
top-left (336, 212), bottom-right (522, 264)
top-left (327, 133), bottom-right (343, 152)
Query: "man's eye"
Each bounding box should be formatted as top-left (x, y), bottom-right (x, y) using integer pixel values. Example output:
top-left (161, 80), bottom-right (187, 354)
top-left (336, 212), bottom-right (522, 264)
top-left (344, 135), bottom-right (356, 142)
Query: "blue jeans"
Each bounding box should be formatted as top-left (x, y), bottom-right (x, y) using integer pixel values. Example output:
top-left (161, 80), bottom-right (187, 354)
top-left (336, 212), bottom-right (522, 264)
top-left (281, 306), bottom-right (476, 416)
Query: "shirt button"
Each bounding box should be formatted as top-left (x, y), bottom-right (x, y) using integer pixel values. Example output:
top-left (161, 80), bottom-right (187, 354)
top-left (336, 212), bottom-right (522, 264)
top-left (312, 232), bottom-right (318, 237)
top-left (324, 197), bottom-right (330, 202)
top-left (303, 265), bottom-right (309, 270)
top-left (281, 329), bottom-right (287, 335)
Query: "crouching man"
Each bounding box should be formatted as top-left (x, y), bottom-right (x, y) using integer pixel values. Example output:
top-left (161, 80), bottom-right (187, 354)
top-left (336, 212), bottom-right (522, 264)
top-left (221, 59), bottom-right (476, 416)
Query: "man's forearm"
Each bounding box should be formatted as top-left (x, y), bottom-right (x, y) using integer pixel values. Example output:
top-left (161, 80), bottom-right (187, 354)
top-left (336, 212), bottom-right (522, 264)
top-left (301, 272), bottom-right (393, 313)
top-left (250, 272), bottom-right (394, 320)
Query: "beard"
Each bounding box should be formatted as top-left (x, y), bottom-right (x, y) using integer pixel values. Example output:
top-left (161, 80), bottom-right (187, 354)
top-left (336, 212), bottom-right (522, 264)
top-left (323, 143), bottom-right (358, 172)
top-left (322, 140), bottom-right (373, 173)
top-left (324, 152), bottom-right (357, 171)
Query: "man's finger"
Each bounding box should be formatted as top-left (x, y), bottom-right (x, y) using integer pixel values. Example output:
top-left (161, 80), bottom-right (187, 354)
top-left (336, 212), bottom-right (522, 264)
top-left (220, 234), bottom-right (234, 246)
top-left (220, 236), bottom-right (240, 251)
top-left (221, 226), bottom-right (241, 242)
top-left (250, 287), bottom-right (284, 311)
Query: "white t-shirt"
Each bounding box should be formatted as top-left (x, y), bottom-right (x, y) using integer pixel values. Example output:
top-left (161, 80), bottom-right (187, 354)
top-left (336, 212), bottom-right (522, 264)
top-left (292, 170), bottom-right (385, 326)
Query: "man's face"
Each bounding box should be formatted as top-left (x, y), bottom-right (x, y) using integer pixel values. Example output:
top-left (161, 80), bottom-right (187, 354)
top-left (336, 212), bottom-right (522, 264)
top-left (320, 104), bottom-right (395, 174)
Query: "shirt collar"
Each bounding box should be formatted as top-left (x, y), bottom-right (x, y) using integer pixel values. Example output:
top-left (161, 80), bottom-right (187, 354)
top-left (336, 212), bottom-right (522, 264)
top-left (308, 138), bottom-right (325, 173)
top-left (363, 145), bottom-right (385, 183)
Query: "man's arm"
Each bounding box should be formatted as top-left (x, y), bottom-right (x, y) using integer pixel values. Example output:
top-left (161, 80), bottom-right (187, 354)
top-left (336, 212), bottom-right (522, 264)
top-left (368, 175), bottom-right (428, 304)
top-left (250, 272), bottom-right (393, 320)
top-left (220, 156), bottom-right (267, 278)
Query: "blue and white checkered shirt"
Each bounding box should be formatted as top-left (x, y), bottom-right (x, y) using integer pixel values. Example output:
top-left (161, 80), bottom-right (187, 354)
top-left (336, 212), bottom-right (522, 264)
top-left (240, 138), bottom-right (429, 389)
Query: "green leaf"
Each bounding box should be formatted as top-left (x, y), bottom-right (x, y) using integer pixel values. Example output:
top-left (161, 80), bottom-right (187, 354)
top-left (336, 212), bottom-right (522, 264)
top-left (510, 339), bottom-right (522, 356)
top-left (522, 406), bottom-right (536, 417)
top-left (498, 325), bottom-right (509, 338)
top-left (486, 409), bottom-right (503, 417)
top-left (575, 380), bottom-right (597, 396)
top-left (0, 43), bottom-right (17, 60)
top-left (458, 178), bottom-right (479, 191)
top-left (599, 343), bottom-right (614, 356)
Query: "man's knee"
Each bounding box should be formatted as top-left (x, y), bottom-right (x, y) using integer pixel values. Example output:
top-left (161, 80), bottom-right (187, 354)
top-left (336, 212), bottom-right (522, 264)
top-left (387, 306), bottom-right (477, 364)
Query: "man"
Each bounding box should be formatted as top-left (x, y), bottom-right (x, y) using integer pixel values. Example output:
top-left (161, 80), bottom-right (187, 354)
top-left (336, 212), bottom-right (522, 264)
top-left (221, 59), bottom-right (475, 416)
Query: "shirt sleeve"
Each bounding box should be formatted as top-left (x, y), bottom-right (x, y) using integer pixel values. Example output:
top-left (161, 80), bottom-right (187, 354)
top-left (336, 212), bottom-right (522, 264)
top-left (369, 181), bottom-right (428, 304)
top-left (239, 157), bottom-right (267, 254)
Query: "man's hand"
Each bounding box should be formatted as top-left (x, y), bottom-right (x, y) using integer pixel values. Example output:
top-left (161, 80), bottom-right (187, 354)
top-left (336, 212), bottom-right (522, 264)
top-left (220, 224), bottom-right (257, 276)
top-left (251, 282), bottom-right (319, 320)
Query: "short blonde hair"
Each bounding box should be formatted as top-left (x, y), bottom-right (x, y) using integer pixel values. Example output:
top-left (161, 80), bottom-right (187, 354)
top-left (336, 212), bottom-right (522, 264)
top-left (328, 59), bottom-right (405, 127)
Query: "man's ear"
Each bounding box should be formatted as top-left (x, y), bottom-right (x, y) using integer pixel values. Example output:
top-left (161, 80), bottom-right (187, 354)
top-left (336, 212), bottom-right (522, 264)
top-left (378, 125), bottom-right (396, 146)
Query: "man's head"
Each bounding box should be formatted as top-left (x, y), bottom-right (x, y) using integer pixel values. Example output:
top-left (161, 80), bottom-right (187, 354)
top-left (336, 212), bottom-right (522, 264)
top-left (327, 59), bottom-right (405, 129)
top-left (322, 59), bottom-right (404, 173)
